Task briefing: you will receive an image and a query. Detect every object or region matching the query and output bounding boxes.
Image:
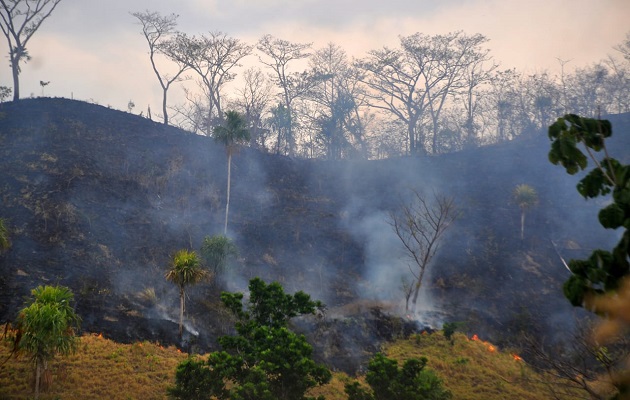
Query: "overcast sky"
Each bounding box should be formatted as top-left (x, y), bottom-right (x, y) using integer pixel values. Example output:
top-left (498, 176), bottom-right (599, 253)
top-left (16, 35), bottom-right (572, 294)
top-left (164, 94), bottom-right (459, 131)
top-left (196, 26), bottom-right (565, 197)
top-left (3, 0), bottom-right (629, 114)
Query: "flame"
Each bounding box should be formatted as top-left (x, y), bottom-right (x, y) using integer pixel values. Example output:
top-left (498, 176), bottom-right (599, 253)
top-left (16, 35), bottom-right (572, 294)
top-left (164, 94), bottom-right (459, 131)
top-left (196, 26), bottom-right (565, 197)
top-left (97, 333), bottom-right (103, 339)
top-left (487, 344), bottom-right (496, 352)
top-left (471, 334), bottom-right (479, 341)
top-left (177, 348), bottom-right (182, 353)
top-left (512, 354), bottom-right (523, 361)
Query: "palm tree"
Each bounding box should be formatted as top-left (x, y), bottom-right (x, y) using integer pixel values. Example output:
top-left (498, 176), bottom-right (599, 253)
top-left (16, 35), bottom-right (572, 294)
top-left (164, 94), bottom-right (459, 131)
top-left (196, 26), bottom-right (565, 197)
top-left (14, 285), bottom-right (80, 398)
top-left (213, 110), bottom-right (250, 234)
top-left (513, 184), bottom-right (538, 240)
top-left (165, 249), bottom-right (207, 337)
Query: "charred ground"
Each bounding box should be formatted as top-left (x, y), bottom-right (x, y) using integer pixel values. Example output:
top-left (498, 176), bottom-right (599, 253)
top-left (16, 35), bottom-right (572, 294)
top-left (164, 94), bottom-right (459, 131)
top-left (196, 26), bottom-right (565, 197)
top-left (1, 98), bottom-right (628, 372)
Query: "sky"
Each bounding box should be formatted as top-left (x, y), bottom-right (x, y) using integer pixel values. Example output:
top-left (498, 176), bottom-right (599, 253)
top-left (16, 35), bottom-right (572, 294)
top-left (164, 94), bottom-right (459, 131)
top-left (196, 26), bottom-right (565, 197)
top-left (2, 0), bottom-right (629, 114)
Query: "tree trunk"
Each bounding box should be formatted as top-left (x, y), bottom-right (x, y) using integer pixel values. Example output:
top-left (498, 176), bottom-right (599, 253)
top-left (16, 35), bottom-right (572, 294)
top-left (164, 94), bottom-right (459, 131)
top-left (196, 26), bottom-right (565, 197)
top-left (162, 87), bottom-right (169, 125)
top-left (34, 357), bottom-right (42, 398)
top-left (224, 152), bottom-right (232, 235)
top-left (520, 210), bottom-right (525, 240)
top-left (179, 287), bottom-right (185, 337)
top-left (410, 279), bottom-right (422, 314)
top-left (11, 58), bottom-right (20, 101)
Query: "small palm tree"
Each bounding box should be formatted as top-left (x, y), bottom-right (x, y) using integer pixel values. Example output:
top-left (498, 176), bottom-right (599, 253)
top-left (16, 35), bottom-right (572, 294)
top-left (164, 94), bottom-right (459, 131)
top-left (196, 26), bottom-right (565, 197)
top-left (165, 249), bottom-right (207, 337)
top-left (513, 184), bottom-right (538, 240)
top-left (14, 285), bottom-right (80, 398)
top-left (213, 110), bottom-right (250, 235)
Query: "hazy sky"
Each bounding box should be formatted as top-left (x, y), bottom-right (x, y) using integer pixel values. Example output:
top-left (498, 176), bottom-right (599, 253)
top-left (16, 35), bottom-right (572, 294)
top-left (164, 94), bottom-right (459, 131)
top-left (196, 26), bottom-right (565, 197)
top-left (2, 0), bottom-right (629, 114)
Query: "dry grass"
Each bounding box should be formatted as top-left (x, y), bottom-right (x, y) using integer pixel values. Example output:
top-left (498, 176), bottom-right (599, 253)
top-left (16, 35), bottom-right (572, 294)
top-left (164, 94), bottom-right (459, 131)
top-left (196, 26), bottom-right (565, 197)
top-left (1, 327), bottom-right (595, 400)
top-left (380, 331), bottom-right (590, 400)
top-left (0, 330), bottom-right (188, 400)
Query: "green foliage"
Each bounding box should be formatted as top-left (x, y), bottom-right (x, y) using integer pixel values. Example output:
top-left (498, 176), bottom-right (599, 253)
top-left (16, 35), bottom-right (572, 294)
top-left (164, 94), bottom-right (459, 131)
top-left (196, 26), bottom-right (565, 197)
top-left (512, 184), bottom-right (538, 209)
top-left (165, 250), bottom-right (206, 289)
top-left (548, 114), bottom-right (630, 310)
top-left (168, 278), bottom-right (331, 400)
top-left (442, 322), bottom-right (465, 342)
top-left (213, 110), bottom-right (250, 151)
top-left (165, 250), bottom-right (207, 336)
top-left (0, 217), bottom-right (9, 251)
top-left (12, 285), bottom-right (81, 396)
top-left (345, 353), bottom-right (452, 400)
top-left (200, 235), bottom-right (237, 275)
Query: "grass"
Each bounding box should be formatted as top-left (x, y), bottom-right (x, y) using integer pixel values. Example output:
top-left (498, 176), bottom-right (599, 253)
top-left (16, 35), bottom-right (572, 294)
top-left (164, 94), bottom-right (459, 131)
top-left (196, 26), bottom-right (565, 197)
top-left (0, 330), bottom-right (188, 400)
top-left (0, 327), bottom-right (596, 400)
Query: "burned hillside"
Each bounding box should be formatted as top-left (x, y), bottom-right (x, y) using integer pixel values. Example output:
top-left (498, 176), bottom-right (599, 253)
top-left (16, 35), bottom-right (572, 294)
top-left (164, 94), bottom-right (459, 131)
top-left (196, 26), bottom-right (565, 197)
top-left (0, 98), bottom-right (628, 370)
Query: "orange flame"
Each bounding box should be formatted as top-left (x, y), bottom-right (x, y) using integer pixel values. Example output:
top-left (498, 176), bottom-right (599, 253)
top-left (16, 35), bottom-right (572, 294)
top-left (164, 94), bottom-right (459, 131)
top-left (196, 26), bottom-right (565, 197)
top-left (97, 333), bottom-right (103, 339)
top-left (471, 334), bottom-right (479, 341)
top-left (512, 354), bottom-right (523, 361)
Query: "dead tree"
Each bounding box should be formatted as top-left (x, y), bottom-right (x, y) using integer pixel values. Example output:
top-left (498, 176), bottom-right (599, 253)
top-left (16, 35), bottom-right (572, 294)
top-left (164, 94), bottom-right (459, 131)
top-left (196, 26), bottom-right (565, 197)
top-left (389, 190), bottom-right (457, 313)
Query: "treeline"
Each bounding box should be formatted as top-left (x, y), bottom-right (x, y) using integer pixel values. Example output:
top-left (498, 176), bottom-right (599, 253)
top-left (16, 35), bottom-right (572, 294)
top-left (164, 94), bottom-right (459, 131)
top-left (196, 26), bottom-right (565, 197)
top-left (133, 13), bottom-right (630, 160)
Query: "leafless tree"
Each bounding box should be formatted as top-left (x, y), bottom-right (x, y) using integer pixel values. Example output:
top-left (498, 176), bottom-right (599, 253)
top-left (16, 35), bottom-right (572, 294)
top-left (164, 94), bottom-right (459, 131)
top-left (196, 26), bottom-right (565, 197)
top-left (257, 34), bottom-right (314, 156)
top-left (522, 319), bottom-right (629, 400)
top-left (233, 67), bottom-right (274, 151)
top-left (389, 190), bottom-right (457, 313)
top-left (166, 31), bottom-right (252, 134)
top-left (356, 31), bottom-right (492, 155)
top-left (0, 0), bottom-right (62, 101)
top-left (131, 10), bottom-right (189, 125)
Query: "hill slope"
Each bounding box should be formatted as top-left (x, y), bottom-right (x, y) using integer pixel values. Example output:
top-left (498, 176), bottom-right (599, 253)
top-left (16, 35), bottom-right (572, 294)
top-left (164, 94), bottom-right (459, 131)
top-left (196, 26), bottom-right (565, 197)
top-left (1, 98), bottom-right (629, 370)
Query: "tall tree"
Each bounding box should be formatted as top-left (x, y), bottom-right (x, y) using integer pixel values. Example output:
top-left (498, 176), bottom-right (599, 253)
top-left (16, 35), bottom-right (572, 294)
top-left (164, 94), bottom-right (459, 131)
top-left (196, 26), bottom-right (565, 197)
top-left (166, 31), bottom-right (251, 134)
top-left (513, 184), bottom-right (538, 240)
top-left (389, 191), bottom-right (457, 313)
top-left (234, 67), bottom-right (274, 151)
top-left (308, 42), bottom-right (369, 159)
top-left (257, 34), bottom-right (313, 156)
top-left (0, 0), bottom-right (62, 101)
top-left (165, 249), bottom-right (207, 337)
top-left (213, 110), bottom-right (250, 235)
top-left (131, 10), bottom-right (189, 125)
top-left (11, 285), bottom-right (80, 398)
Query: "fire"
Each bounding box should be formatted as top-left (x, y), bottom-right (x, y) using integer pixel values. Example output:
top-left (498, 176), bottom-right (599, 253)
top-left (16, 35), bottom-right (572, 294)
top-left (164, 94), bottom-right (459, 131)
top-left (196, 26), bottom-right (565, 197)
top-left (97, 333), bottom-right (103, 339)
top-left (487, 344), bottom-right (496, 353)
top-left (512, 354), bottom-right (523, 361)
top-left (471, 334), bottom-right (479, 341)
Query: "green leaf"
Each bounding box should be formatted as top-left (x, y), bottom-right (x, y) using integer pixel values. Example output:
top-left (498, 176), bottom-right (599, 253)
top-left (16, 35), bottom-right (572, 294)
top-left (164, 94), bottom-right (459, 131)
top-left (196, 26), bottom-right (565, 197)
top-left (599, 203), bottom-right (625, 229)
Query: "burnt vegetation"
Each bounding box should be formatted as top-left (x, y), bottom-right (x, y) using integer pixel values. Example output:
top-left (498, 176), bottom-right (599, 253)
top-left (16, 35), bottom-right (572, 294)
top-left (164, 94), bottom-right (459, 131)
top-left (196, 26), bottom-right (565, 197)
top-left (0, 97), bottom-right (629, 374)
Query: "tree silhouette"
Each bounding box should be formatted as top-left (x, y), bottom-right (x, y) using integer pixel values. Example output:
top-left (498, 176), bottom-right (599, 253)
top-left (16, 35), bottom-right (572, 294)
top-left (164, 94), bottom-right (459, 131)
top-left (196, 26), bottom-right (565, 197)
top-left (0, 217), bottom-right (9, 251)
top-left (0, 0), bottom-right (63, 101)
top-left (165, 249), bottom-right (207, 337)
top-left (213, 110), bottom-right (250, 235)
top-left (389, 191), bottom-right (457, 313)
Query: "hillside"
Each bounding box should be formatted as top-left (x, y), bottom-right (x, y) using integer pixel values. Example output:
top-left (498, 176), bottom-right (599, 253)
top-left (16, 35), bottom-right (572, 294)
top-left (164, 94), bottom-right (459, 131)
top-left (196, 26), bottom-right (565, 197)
top-left (1, 98), bottom-right (629, 371)
top-left (0, 327), bottom-right (593, 400)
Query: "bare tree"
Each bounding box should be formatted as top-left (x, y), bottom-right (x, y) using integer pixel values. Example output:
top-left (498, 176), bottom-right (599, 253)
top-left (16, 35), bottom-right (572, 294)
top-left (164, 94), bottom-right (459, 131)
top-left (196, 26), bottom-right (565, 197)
top-left (257, 34), bottom-right (313, 156)
top-left (389, 191), bottom-right (457, 313)
top-left (132, 10), bottom-right (189, 125)
top-left (167, 31), bottom-right (252, 134)
top-left (0, 0), bottom-right (62, 101)
top-left (234, 67), bottom-right (274, 151)
top-left (356, 31), bottom-right (491, 155)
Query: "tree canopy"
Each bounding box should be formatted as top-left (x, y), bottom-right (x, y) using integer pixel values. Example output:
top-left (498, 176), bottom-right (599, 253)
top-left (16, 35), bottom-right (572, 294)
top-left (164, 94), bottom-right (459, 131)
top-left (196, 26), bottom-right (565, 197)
top-left (168, 277), bottom-right (330, 400)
